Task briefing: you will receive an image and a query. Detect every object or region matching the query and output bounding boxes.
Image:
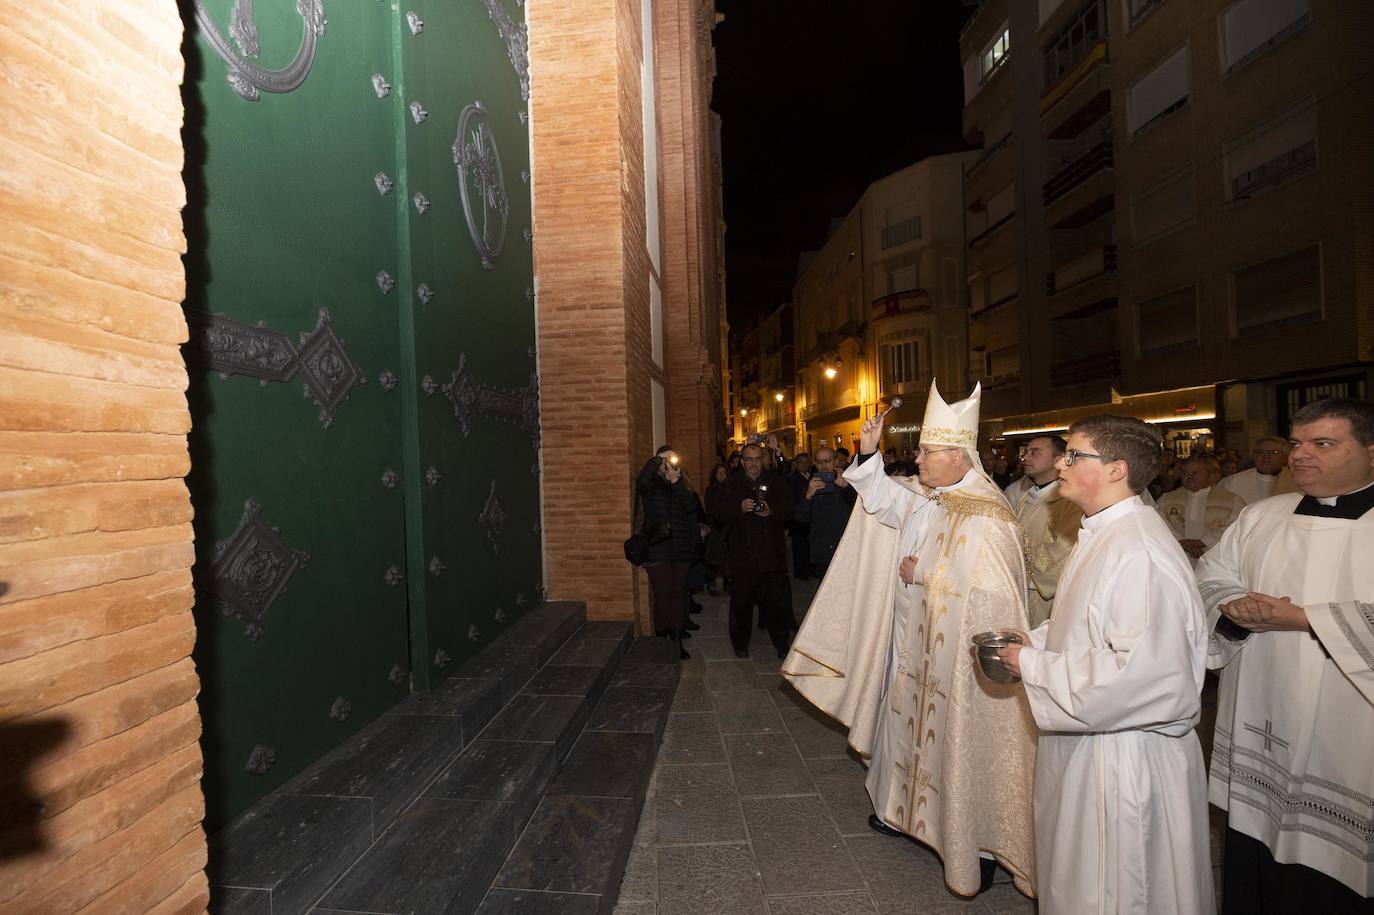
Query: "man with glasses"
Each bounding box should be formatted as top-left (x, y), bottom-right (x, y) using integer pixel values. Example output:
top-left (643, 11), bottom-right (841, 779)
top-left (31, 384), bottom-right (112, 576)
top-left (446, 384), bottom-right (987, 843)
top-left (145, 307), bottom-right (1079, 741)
top-left (998, 414), bottom-right (1214, 914)
top-left (705, 443), bottom-right (796, 659)
top-left (794, 447), bottom-right (857, 580)
top-left (1219, 435), bottom-right (1298, 505)
top-left (1007, 435), bottom-right (1082, 628)
top-left (783, 381), bottom-right (1036, 899)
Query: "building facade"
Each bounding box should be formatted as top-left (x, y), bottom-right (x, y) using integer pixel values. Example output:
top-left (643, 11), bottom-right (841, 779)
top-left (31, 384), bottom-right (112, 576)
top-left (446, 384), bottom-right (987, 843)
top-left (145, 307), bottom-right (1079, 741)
top-left (789, 154), bottom-right (980, 455)
top-left (0, 0), bottom-right (726, 906)
top-left (961, 0), bottom-right (1373, 456)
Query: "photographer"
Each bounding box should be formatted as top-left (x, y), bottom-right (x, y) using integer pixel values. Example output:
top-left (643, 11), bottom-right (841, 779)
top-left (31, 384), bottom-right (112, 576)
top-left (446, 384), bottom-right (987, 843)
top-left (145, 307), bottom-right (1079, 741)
top-left (635, 445), bottom-right (701, 659)
top-left (705, 442), bottom-right (796, 659)
top-left (794, 447), bottom-right (857, 579)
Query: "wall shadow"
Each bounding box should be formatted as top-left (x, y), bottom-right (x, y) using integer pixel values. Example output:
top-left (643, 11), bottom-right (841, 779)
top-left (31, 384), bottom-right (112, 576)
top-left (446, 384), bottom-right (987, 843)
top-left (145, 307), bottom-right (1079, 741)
top-left (0, 718), bottom-right (73, 859)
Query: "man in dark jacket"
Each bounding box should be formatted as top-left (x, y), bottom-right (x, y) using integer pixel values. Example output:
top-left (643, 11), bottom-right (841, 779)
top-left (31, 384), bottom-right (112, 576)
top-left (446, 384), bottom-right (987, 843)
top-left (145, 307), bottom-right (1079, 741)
top-left (705, 443), bottom-right (795, 659)
top-left (794, 446), bottom-right (857, 579)
top-left (787, 451), bottom-right (814, 580)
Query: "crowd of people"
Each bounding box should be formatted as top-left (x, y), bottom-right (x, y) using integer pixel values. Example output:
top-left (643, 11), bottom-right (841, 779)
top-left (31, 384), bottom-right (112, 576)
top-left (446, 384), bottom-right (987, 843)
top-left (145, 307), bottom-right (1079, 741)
top-left (632, 386), bottom-right (1373, 913)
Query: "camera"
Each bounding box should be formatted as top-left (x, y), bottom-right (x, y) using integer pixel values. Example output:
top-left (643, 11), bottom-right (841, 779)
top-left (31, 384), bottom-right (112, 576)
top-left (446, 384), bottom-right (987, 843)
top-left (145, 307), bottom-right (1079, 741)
top-left (815, 469), bottom-right (837, 493)
top-left (751, 482), bottom-right (769, 514)
top-left (746, 434), bottom-right (767, 446)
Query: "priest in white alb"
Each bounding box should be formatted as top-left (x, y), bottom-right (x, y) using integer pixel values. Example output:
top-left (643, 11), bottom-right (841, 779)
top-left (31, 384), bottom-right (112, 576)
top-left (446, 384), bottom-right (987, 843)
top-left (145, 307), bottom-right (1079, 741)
top-left (1198, 397), bottom-right (1374, 912)
top-left (999, 414), bottom-right (1215, 914)
top-left (782, 382), bottom-right (1037, 898)
top-left (1218, 435), bottom-right (1298, 505)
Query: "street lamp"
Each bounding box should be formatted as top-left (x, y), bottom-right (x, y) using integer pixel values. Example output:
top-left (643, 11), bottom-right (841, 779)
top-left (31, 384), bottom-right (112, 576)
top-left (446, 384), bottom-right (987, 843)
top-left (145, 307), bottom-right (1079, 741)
top-left (774, 392), bottom-right (784, 402)
top-left (740, 408), bottom-right (749, 416)
top-left (824, 366), bottom-right (838, 380)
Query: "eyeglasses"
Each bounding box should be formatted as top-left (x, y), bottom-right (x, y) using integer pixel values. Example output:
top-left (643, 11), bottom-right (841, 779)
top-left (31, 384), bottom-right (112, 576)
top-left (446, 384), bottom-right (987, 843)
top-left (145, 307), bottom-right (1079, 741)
top-left (1062, 449), bottom-right (1109, 467)
top-left (740, 456), bottom-right (763, 463)
top-left (814, 458), bottom-right (834, 465)
top-left (917, 446), bottom-right (961, 458)
top-left (1254, 448), bottom-right (1284, 456)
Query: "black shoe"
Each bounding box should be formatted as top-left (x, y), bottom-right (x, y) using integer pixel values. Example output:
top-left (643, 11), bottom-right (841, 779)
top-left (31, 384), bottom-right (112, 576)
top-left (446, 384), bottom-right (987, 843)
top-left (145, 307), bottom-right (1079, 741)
top-left (733, 648), bottom-right (749, 659)
top-left (979, 857), bottom-right (998, 894)
top-left (776, 646), bottom-right (788, 660)
top-left (680, 629), bottom-right (692, 640)
top-left (690, 602), bottom-right (704, 614)
top-left (679, 644), bottom-right (690, 660)
top-left (684, 618), bottom-right (700, 631)
top-left (867, 814), bottom-right (903, 838)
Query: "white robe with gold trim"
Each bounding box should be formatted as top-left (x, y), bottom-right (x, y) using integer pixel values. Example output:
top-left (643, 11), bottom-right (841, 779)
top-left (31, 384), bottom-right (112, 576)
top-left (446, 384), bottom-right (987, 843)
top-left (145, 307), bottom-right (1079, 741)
top-left (782, 455), bottom-right (1037, 897)
top-left (1197, 493), bottom-right (1374, 898)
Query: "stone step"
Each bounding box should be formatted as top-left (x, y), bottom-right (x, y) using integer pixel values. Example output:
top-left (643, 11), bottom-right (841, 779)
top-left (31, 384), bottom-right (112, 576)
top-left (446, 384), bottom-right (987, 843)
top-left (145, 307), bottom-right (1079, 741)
top-left (476, 636), bottom-right (681, 915)
top-left (209, 601), bottom-right (589, 914)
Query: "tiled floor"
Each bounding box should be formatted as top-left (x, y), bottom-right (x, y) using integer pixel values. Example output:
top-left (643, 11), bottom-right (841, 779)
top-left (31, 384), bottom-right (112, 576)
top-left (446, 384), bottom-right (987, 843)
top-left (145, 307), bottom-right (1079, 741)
top-left (614, 578), bottom-right (1227, 915)
top-left (612, 580), bottom-right (1036, 915)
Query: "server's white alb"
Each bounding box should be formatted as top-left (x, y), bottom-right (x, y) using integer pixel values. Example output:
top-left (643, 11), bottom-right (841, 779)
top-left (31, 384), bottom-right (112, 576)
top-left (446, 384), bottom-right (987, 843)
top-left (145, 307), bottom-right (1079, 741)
top-left (1017, 496), bottom-right (1216, 914)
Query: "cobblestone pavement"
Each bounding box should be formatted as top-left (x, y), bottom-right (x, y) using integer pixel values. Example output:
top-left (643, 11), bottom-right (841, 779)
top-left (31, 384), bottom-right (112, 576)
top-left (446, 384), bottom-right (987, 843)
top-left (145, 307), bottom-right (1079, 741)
top-left (614, 577), bottom-right (1227, 915)
top-left (613, 578), bottom-right (1038, 915)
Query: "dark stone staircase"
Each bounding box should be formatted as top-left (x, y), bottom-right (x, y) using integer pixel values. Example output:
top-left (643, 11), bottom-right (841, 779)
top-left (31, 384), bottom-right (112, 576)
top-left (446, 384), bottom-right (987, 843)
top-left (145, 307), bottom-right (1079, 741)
top-left (209, 602), bottom-right (678, 914)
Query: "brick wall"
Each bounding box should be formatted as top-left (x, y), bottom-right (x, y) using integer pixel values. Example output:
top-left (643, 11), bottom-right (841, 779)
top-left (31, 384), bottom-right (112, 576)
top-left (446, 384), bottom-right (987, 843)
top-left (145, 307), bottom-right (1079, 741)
top-left (532, 0), bottom-right (721, 629)
top-left (0, 2), bottom-right (208, 912)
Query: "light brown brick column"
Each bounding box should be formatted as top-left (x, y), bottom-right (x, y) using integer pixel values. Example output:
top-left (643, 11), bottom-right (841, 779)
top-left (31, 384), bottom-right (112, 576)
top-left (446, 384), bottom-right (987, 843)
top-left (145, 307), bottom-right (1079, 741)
top-left (530, 0), bottom-right (655, 624)
top-left (0, 2), bottom-right (208, 911)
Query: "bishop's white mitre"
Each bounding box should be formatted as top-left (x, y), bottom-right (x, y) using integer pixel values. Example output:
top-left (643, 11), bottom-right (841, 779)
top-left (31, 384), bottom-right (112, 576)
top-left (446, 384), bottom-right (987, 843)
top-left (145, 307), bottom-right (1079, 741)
top-left (920, 380), bottom-right (981, 449)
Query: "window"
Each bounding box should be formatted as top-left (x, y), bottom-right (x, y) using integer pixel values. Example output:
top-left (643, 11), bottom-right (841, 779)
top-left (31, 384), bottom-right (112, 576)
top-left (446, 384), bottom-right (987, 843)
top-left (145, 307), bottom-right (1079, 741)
top-left (1128, 0), bottom-right (1164, 25)
top-left (981, 27), bottom-right (1010, 85)
top-left (881, 202), bottom-right (922, 249)
top-left (1131, 171), bottom-right (1195, 244)
top-left (1226, 100), bottom-right (1316, 201)
top-left (969, 277), bottom-right (987, 313)
top-left (879, 341), bottom-right (921, 390)
top-left (1136, 287), bottom-right (1198, 356)
top-left (1043, 0), bottom-right (1106, 86)
top-left (1233, 245), bottom-right (1321, 335)
top-left (1129, 46), bottom-right (1189, 134)
top-left (889, 265), bottom-right (918, 294)
top-left (988, 264), bottom-right (1019, 306)
top-left (988, 345), bottom-right (1020, 380)
top-left (987, 182), bottom-right (1016, 226)
top-left (1222, 0), bottom-right (1309, 71)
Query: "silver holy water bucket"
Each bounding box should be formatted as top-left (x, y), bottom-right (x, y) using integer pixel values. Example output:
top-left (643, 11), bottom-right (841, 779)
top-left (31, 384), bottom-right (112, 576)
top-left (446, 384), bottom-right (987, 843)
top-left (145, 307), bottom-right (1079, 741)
top-left (971, 630), bottom-right (1024, 684)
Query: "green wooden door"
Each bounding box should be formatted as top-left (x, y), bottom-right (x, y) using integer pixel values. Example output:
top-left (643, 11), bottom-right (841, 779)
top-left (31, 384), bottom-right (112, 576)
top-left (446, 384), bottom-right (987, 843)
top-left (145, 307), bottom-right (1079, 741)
top-left (185, 0), bottom-right (539, 828)
top-left (396, 0), bottom-right (542, 687)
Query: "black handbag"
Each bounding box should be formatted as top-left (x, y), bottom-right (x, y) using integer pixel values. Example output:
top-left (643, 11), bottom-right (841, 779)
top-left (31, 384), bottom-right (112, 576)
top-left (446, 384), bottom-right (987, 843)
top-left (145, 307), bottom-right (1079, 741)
top-left (623, 492), bottom-right (662, 566)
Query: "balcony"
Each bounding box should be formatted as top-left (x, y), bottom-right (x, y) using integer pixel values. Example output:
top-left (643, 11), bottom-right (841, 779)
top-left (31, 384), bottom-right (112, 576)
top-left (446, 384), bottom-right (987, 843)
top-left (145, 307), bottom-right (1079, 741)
top-left (801, 390), bottom-right (860, 423)
top-left (966, 131), bottom-right (1012, 179)
top-left (880, 216), bottom-right (922, 249)
top-left (1050, 350), bottom-right (1121, 388)
top-left (1231, 140), bottom-right (1316, 201)
top-left (1044, 141), bottom-right (1113, 206)
top-left (966, 211), bottom-right (1016, 251)
top-left (1046, 245), bottom-right (1117, 297)
top-left (871, 288), bottom-right (932, 319)
top-left (1040, 41), bottom-right (1111, 140)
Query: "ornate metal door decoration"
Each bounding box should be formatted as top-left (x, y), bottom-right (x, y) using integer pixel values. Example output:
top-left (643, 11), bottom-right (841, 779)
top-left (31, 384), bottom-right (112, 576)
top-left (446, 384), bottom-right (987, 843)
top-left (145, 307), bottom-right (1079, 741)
top-left (439, 354), bottom-right (540, 448)
top-left (296, 309), bottom-right (369, 426)
top-left (481, 0), bottom-right (530, 102)
top-left (186, 308), bottom-right (368, 427)
top-left (478, 480), bottom-right (506, 552)
top-left (193, 0), bottom-right (326, 102)
top-left (208, 498), bottom-right (311, 640)
top-left (453, 102), bottom-right (509, 270)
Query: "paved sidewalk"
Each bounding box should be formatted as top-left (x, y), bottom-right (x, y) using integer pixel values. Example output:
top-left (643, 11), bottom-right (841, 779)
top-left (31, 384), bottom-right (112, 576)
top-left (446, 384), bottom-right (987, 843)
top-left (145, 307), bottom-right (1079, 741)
top-left (612, 578), bottom-right (1036, 915)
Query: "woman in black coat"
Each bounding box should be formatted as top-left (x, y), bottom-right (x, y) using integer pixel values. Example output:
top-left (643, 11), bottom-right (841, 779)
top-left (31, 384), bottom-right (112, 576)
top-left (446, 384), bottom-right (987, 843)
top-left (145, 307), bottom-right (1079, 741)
top-left (635, 446), bottom-right (700, 658)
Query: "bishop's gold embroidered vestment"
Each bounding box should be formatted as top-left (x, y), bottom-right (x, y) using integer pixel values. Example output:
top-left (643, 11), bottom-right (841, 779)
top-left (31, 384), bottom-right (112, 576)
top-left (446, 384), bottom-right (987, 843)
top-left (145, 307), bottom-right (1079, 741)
top-left (782, 456), bottom-right (1037, 898)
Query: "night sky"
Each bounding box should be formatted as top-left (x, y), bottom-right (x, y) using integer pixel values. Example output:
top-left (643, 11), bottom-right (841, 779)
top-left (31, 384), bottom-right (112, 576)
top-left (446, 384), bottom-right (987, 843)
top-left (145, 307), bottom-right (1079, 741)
top-left (711, 1), bottom-right (973, 329)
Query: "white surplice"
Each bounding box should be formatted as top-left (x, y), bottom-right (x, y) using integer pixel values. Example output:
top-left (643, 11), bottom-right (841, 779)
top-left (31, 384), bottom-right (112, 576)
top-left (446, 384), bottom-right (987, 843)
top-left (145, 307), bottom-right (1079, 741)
top-left (1018, 496), bottom-right (1215, 914)
top-left (1196, 493), bottom-right (1374, 898)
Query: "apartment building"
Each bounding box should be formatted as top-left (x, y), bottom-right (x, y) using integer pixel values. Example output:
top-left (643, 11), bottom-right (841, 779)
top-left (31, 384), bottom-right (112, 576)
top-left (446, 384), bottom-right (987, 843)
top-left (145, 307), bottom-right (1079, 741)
top-left (730, 305), bottom-right (796, 450)
top-left (961, 0), bottom-right (1372, 454)
top-left (791, 153), bottom-right (980, 454)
